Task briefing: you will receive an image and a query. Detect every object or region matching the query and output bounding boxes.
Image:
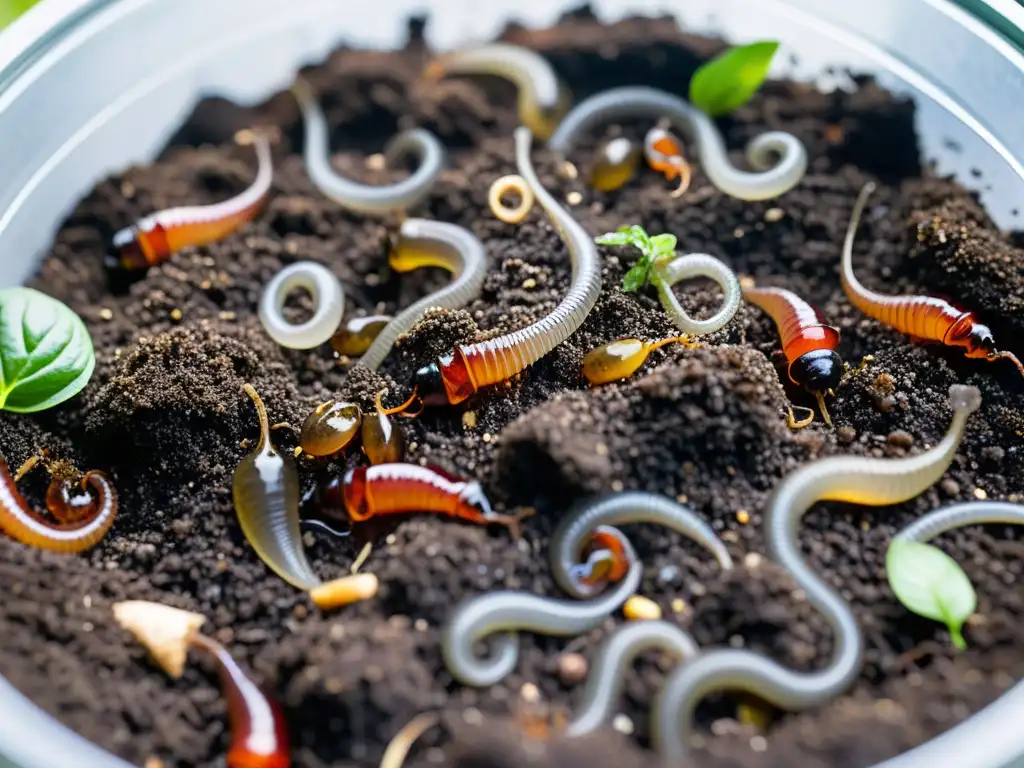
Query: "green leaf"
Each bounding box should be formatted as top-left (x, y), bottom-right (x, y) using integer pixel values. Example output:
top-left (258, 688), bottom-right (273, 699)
top-left (595, 231), bottom-right (637, 247)
top-left (0, 287), bottom-right (95, 413)
top-left (621, 260), bottom-right (652, 293)
top-left (649, 233), bottom-right (677, 256)
top-left (689, 41), bottom-right (780, 117)
top-left (886, 539), bottom-right (977, 650)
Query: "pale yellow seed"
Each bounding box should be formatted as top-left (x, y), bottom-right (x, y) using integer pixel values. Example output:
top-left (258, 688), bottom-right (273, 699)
top-left (365, 153), bottom-right (387, 171)
top-left (736, 509), bottom-right (750, 525)
top-left (671, 598), bottom-right (687, 614)
top-left (566, 191), bottom-right (583, 205)
top-left (973, 487), bottom-right (988, 500)
top-left (112, 601), bottom-right (206, 679)
top-left (309, 573), bottom-right (379, 611)
top-left (380, 712), bottom-right (440, 768)
top-left (623, 595), bottom-right (662, 621)
top-left (99, 308), bottom-right (114, 321)
top-left (169, 308), bottom-right (183, 322)
top-left (462, 411), bottom-right (478, 429)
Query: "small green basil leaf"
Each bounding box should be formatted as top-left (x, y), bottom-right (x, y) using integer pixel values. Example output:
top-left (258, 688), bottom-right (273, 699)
top-left (689, 41), bottom-right (780, 117)
top-left (621, 256), bottom-right (653, 293)
top-left (0, 287), bottom-right (95, 413)
top-left (650, 233), bottom-right (678, 256)
top-left (886, 539), bottom-right (977, 650)
top-left (595, 231), bottom-right (637, 247)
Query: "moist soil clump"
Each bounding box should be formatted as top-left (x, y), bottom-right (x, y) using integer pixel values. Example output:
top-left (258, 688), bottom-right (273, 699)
top-left (1, 10), bottom-right (1022, 768)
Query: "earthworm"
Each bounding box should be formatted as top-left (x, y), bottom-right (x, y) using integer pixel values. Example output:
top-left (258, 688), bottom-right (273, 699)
top-left (0, 456), bottom-right (117, 553)
top-left (894, 501), bottom-right (1024, 544)
top-left (293, 77), bottom-right (445, 214)
top-left (547, 87), bottom-right (806, 201)
top-left (412, 126), bottom-right (602, 406)
top-left (550, 491), bottom-right (733, 599)
top-left (842, 182), bottom-right (1024, 379)
top-left (331, 314), bottom-right (392, 357)
top-left (233, 384), bottom-right (320, 590)
top-left (581, 336), bottom-right (696, 386)
top-left (565, 620), bottom-right (699, 738)
top-left (258, 261), bottom-right (345, 350)
top-left (441, 492), bottom-right (730, 687)
top-left (189, 633), bottom-right (290, 768)
top-left (320, 462), bottom-right (526, 533)
top-left (357, 218), bottom-right (488, 372)
top-left (652, 253), bottom-right (742, 336)
top-left (743, 284), bottom-right (843, 426)
top-left (111, 131), bottom-right (273, 270)
top-left (651, 384), bottom-right (983, 758)
top-left (424, 43), bottom-right (568, 139)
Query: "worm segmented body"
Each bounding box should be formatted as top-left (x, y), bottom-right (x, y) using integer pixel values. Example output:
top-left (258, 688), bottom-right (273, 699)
top-left (442, 492), bottom-right (730, 686)
top-left (548, 87), bottom-right (806, 201)
top-left (258, 262), bottom-right (345, 350)
top-left (894, 501), bottom-right (1024, 544)
top-left (425, 43), bottom-right (568, 139)
top-left (744, 285), bottom-right (843, 425)
top-left (652, 385), bottom-right (982, 758)
top-left (566, 620), bottom-right (699, 738)
top-left (189, 634), bottom-right (290, 768)
top-left (413, 127), bottom-right (601, 406)
top-left (0, 456), bottom-right (116, 553)
top-left (358, 219), bottom-right (488, 372)
top-left (112, 133), bottom-right (273, 270)
top-left (843, 183), bottom-right (1024, 379)
top-left (293, 78), bottom-right (444, 214)
top-left (233, 385), bottom-right (319, 590)
top-left (653, 253), bottom-right (742, 336)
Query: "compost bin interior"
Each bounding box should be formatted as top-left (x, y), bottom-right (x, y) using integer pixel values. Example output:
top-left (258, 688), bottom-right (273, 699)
top-left (0, 8), bottom-right (1021, 768)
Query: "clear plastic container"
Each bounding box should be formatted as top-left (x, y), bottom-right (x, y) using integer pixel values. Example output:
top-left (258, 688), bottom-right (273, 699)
top-left (0, 1), bottom-right (1020, 766)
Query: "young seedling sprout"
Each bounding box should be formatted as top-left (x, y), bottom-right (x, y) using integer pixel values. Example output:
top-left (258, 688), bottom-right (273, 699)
top-left (595, 225), bottom-right (678, 293)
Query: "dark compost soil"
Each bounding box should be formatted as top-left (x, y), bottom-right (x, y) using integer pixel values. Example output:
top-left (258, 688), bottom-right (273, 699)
top-left (1, 9), bottom-right (1022, 768)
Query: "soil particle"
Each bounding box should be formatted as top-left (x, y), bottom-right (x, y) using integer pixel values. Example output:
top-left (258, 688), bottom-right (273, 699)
top-left (0, 10), bottom-right (1021, 768)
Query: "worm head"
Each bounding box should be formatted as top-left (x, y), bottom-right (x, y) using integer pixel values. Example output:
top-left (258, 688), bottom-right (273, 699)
top-left (109, 226), bottom-right (145, 271)
top-left (412, 361), bottom-right (449, 406)
top-left (967, 323), bottom-right (997, 359)
top-left (458, 481), bottom-right (494, 521)
top-left (791, 349), bottom-right (843, 396)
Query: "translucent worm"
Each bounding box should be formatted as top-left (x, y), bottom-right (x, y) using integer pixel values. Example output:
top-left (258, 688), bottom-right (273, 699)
top-left (894, 501), bottom-right (1024, 544)
top-left (652, 384), bottom-right (983, 759)
top-left (424, 43), bottom-right (568, 139)
top-left (442, 492), bottom-right (731, 687)
top-left (652, 253), bottom-right (742, 336)
top-left (293, 77), bottom-right (445, 214)
top-left (258, 261), bottom-right (345, 350)
top-left (357, 219), bottom-right (488, 372)
top-left (547, 86), bottom-right (807, 201)
top-left (566, 620), bottom-right (699, 738)
top-left (412, 127), bottom-right (602, 406)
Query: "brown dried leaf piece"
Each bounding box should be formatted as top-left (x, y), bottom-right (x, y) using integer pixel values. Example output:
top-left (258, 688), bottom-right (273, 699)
top-left (112, 600), bottom-right (206, 679)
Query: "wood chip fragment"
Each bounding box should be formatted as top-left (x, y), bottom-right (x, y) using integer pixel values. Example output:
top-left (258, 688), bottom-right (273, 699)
top-left (310, 573), bottom-right (379, 611)
top-left (112, 601), bottom-right (206, 679)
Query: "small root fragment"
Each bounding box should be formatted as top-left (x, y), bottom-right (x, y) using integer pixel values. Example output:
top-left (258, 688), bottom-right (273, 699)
top-left (380, 712), bottom-right (441, 768)
top-left (351, 542), bottom-right (373, 573)
top-left (786, 406), bottom-right (815, 429)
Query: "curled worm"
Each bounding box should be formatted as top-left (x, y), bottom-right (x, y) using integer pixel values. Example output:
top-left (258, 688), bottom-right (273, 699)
top-left (652, 384), bottom-right (983, 758)
top-left (0, 456), bottom-right (117, 554)
top-left (425, 43), bottom-right (568, 139)
top-left (566, 620), bottom-right (698, 738)
top-left (442, 492), bottom-right (730, 686)
top-left (547, 86), bottom-right (807, 201)
top-left (894, 500), bottom-right (1024, 544)
top-left (357, 219), bottom-right (488, 372)
top-left (652, 253), bottom-right (742, 336)
top-left (412, 126), bottom-right (602, 406)
top-left (293, 78), bottom-right (445, 214)
top-left (259, 261), bottom-right (345, 349)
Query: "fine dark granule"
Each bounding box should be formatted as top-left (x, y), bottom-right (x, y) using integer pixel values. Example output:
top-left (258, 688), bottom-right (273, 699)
top-left (1, 10), bottom-right (1022, 768)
